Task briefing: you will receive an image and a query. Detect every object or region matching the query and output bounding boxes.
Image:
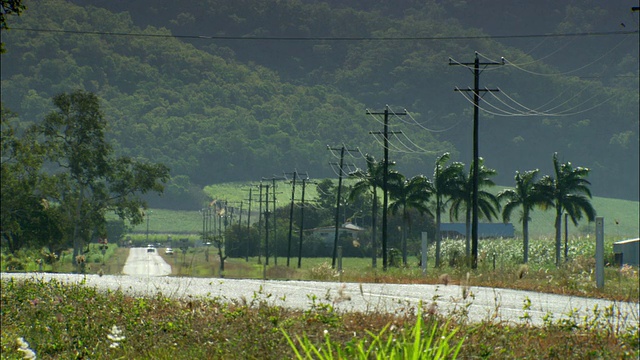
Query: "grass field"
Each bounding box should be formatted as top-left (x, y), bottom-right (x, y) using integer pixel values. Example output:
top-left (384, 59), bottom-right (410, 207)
top-left (131, 181), bottom-right (639, 239)
top-left (3, 198), bottom-right (638, 358)
top-left (2, 242), bottom-right (638, 359)
top-left (3, 275), bottom-right (637, 359)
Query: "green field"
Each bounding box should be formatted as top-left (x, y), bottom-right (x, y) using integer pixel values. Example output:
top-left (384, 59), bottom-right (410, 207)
top-left (130, 181), bottom-right (639, 239)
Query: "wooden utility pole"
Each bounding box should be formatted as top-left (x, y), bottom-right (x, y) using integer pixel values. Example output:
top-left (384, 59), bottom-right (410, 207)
top-left (257, 184), bottom-right (263, 264)
top-left (369, 106), bottom-right (405, 271)
top-left (284, 170), bottom-right (298, 267)
top-left (263, 184), bottom-right (270, 266)
top-left (245, 188), bottom-right (253, 262)
top-left (328, 145), bottom-right (357, 268)
top-left (450, 52), bottom-right (503, 269)
top-left (297, 176), bottom-right (311, 268)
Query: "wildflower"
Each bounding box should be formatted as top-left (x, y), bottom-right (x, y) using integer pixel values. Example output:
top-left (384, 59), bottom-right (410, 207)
top-left (107, 325), bottom-right (125, 349)
top-left (16, 337), bottom-right (36, 359)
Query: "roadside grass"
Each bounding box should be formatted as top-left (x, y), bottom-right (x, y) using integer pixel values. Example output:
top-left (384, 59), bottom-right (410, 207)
top-left (150, 235), bottom-right (639, 303)
top-left (1, 243), bottom-right (128, 275)
top-left (4, 234), bottom-right (638, 303)
top-left (1, 277), bottom-right (637, 359)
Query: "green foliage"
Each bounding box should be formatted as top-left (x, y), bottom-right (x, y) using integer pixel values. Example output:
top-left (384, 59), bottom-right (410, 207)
top-left (283, 313), bottom-right (463, 359)
top-left (0, 0), bottom-right (25, 52)
top-left (21, 90), bottom-right (168, 260)
top-left (2, 0), bottom-right (635, 207)
top-left (1, 277), bottom-right (636, 359)
top-left (539, 153), bottom-right (596, 266)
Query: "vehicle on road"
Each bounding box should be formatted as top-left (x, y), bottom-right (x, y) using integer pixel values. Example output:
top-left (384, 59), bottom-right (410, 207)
top-left (147, 244), bottom-right (155, 253)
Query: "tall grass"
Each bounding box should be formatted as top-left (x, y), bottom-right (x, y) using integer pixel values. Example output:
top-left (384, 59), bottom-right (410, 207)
top-left (282, 312), bottom-right (464, 359)
top-left (1, 278), bottom-right (637, 359)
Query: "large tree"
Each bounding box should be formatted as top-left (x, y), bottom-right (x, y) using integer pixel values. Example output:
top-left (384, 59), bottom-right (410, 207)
top-left (539, 153), bottom-right (596, 266)
top-left (1, 105), bottom-right (59, 253)
top-left (388, 174), bottom-right (433, 266)
top-left (448, 158), bottom-right (500, 260)
top-left (430, 153), bottom-right (465, 267)
top-left (498, 170), bottom-right (549, 263)
top-left (39, 90), bottom-right (169, 263)
top-left (0, 0), bottom-right (25, 53)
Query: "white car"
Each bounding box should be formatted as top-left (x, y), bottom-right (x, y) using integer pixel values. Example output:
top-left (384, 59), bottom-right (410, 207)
top-left (165, 248), bottom-right (174, 255)
top-left (146, 244), bottom-right (155, 253)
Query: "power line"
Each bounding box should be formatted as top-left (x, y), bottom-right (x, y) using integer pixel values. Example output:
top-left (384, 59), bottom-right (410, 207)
top-left (10, 27), bottom-right (638, 41)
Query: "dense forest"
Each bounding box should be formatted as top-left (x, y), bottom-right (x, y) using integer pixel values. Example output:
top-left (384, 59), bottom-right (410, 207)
top-left (1, 0), bottom-right (638, 210)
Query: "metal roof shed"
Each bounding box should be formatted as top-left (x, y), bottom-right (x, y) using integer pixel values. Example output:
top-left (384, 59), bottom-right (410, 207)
top-left (613, 238), bottom-right (639, 267)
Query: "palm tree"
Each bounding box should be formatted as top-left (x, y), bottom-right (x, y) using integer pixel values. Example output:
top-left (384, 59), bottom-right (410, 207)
top-left (448, 158), bottom-right (500, 260)
top-left (431, 153), bottom-right (465, 267)
top-left (348, 154), bottom-right (388, 268)
top-left (539, 153), bottom-right (596, 267)
top-left (388, 174), bottom-right (433, 266)
top-left (498, 169), bottom-right (549, 263)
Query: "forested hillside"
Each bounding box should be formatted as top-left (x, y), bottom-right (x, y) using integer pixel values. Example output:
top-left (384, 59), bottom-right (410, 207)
top-left (1, 0), bottom-right (638, 209)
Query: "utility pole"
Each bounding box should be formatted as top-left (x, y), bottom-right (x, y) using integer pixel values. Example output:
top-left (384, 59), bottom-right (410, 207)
top-left (369, 106), bottom-right (405, 271)
top-left (450, 52), bottom-right (503, 269)
top-left (257, 184), bottom-right (263, 264)
top-left (264, 184), bottom-right (270, 266)
top-left (246, 188), bottom-right (253, 262)
top-left (263, 176), bottom-right (284, 265)
top-left (272, 177), bottom-right (278, 266)
top-left (284, 170), bottom-right (298, 267)
top-left (297, 175), bottom-right (312, 268)
top-left (328, 145), bottom-right (358, 268)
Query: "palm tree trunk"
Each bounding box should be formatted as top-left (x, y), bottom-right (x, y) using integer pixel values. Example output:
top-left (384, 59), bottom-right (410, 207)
top-left (523, 209), bottom-right (529, 263)
top-left (465, 206), bottom-right (471, 260)
top-left (435, 197), bottom-right (442, 267)
top-left (555, 207), bottom-right (563, 267)
top-left (402, 208), bottom-right (408, 266)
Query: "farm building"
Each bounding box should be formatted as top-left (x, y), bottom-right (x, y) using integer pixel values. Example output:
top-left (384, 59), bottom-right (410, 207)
top-left (308, 222), bottom-right (365, 244)
top-left (440, 223), bottom-right (515, 239)
top-left (613, 238), bottom-right (639, 267)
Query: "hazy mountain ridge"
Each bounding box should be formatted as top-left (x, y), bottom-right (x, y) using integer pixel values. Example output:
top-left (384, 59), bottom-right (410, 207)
top-left (1, 0), bottom-right (637, 208)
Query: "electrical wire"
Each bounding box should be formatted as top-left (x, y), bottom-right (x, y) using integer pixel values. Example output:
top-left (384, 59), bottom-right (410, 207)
top-left (11, 27), bottom-right (638, 41)
top-left (405, 111), bottom-right (465, 133)
top-left (501, 34), bottom-right (634, 77)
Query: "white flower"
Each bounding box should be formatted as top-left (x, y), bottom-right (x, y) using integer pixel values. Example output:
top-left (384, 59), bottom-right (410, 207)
top-left (107, 325), bottom-right (125, 349)
top-left (16, 337), bottom-right (36, 359)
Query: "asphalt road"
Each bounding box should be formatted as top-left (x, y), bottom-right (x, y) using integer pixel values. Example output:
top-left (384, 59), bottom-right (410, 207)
top-left (2, 250), bottom-right (638, 330)
top-left (2, 271), bottom-right (638, 330)
top-left (121, 247), bottom-right (171, 276)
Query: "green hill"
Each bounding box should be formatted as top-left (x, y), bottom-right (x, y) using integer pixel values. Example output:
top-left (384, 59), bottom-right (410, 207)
top-left (131, 180), bottom-right (639, 239)
top-left (1, 0), bottom-right (638, 211)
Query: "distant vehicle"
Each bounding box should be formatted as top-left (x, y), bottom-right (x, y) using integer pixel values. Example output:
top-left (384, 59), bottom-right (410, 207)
top-left (147, 244), bottom-right (155, 253)
top-left (165, 248), bottom-right (174, 255)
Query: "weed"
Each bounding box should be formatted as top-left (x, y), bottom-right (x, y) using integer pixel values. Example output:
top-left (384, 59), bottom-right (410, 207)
top-left (282, 310), bottom-right (464, 360)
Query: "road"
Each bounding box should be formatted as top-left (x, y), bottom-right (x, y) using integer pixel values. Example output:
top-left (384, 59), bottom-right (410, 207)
top-left (121, 247), bottom-right (171, 276)
top-left (1, 250), bottom-right (638, 329)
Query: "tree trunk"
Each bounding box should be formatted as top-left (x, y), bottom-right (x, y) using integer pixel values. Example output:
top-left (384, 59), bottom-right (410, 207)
top-left (555, 207), bottom-right (563, 267)
top-left (72, 186), bottom-right (85, 266)
top-left (402, 208), bottom-right (408, 266)
top-left (435, 196), bottom-right (442, 268)
top-left (465, 206), bottom-right (471, 260)
top-left (523, 209), bottom-right (529, 263)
